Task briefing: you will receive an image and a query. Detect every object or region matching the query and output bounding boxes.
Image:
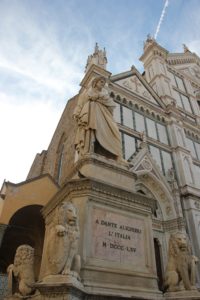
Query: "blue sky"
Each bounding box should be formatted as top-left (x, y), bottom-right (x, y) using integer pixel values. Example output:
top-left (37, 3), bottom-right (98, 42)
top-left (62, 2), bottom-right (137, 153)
top-left (0, 0), bottom-right (200, 184)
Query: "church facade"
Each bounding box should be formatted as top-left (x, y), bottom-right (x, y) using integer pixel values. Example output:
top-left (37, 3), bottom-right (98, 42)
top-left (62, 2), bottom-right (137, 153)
top-left (1, 37), bottom-right (200, 299)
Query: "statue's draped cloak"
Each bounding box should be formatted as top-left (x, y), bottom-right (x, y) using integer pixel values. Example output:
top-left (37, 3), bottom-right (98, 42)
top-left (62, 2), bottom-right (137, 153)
top-left (74, 87), bottom-right (122, 157)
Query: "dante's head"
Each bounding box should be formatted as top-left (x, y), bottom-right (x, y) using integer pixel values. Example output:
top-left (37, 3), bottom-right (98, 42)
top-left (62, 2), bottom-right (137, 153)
top-left (92, 76), bottom-right (106, 89)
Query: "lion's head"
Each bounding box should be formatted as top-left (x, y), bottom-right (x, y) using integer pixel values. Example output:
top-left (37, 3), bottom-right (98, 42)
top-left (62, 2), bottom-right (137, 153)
top-left (14, 245), bottom-right (34, 267)
top-left (57, 202), bottom-right (78, 227)
top-left (66, 202), bottom-right (78, 226)
top-left (168, 232), bottom-right (190, 257)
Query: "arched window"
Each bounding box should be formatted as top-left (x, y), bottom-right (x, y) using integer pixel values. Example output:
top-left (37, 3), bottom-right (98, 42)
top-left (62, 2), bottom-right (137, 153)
top-left (56, 144), bottom-right (64, 183)
top-left (55, 133), bottom-right (66, 184)
top-left (154, 238), bottom-right (164, 291)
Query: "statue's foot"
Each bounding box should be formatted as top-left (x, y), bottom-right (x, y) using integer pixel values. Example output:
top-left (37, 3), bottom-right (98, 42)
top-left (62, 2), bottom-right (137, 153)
top-left (168, 286), bottom-right (182, 292)
top-left (62, 268), bottom-right (70, 275)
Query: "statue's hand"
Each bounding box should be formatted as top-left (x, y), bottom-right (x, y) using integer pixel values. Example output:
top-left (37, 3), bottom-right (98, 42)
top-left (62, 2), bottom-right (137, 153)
top-left (89, 95), bottom-right (99, 101)
top-left (192, 255), bottom-right (199, 263)
top-left (55, 225), bottom-right (66, 236)
top-left (73, 106), bottom-right (82, 120)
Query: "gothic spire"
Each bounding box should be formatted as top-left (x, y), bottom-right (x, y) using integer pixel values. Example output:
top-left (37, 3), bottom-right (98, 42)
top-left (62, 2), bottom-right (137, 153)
top-left (85, 43), bottom-right (107, 73)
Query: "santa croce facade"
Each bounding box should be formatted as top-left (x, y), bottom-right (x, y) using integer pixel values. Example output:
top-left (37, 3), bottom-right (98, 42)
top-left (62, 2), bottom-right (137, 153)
top-left (0, 37), bottom-right (200, 300)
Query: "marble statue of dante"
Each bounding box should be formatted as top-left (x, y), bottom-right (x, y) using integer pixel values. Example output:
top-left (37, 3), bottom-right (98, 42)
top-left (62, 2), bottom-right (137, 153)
top-left (73, 76), bottom-right (123, 160)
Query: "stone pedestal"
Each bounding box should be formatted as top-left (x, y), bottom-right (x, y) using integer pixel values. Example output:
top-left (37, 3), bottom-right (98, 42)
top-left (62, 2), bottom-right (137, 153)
top-left (39, 155), bottom-right (163, 300)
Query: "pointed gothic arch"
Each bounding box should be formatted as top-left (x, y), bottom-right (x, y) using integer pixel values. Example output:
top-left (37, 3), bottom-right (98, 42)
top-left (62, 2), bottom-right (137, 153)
top-left (135, 173), bottom-right (176, 220)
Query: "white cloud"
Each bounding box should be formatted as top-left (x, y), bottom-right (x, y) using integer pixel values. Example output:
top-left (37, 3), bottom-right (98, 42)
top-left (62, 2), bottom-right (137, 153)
top-left (0, 1), bottom-right (94, 184)
top-left (0, 94), bottom-right (62, 184)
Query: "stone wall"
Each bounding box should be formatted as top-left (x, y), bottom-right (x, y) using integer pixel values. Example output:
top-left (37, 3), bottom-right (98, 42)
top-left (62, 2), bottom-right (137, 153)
top-left (27, 96), bottom-right (78, 185)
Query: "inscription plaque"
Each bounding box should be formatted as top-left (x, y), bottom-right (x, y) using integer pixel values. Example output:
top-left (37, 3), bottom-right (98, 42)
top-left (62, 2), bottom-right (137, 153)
top-left (91, 207), bottom-right (146, 266)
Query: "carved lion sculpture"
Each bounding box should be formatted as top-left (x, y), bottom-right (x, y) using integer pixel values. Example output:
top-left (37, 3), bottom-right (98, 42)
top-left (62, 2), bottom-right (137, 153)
top-left (46, 202), bottom-right (81, 278)
top-left (7, 245), bottom-right (35, 296)
top-left (164, 232), bottom-right (199, 292)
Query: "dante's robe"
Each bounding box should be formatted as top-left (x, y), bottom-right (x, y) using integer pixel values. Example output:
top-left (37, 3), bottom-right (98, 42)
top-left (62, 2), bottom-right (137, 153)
top-left (74, 87), bottom-right (122, 158)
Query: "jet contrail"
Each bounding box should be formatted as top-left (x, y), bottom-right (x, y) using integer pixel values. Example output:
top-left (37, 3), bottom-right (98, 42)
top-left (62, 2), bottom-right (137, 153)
top-left (154, 0), bottom-right (169, 40)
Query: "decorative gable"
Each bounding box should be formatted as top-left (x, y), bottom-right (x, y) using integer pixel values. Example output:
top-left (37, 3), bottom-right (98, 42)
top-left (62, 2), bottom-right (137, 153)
top-left (115, 74), bottom-right (160, 106)
top-left (130, 146), bottom-right (161, 180)
top-left (129, 145), bottom-right (176, 219)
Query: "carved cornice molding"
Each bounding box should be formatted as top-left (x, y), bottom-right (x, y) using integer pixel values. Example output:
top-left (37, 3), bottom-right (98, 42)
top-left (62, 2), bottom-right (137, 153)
top-left (167, 52), bottom-right (200, 66)
top-left (42, 178), bottom-right (157, 219)
top-left (180, 185), bottom-right (200, 198)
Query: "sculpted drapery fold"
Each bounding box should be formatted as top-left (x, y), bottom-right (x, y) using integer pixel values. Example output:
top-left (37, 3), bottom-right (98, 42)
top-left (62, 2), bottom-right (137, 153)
top-left (73, 76), bottom-right (123, 160)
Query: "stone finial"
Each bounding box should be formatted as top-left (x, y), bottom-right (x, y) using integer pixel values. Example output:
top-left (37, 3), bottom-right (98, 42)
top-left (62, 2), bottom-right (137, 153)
top-left (85, 43), bottom-right (107, 72)
top-left (143, 34), bottom-right (155, 50)
top-left (94, 42), bottom-right (99, 53)
top-left (183, 44), bottom-right (191, 53)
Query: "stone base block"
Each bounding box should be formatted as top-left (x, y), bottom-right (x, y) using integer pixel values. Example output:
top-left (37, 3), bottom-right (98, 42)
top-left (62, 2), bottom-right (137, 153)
top-left (34, 275), bottom-right (84, 300)
top-left (164, 289), bottom-right (200, 299)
